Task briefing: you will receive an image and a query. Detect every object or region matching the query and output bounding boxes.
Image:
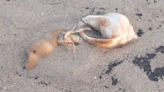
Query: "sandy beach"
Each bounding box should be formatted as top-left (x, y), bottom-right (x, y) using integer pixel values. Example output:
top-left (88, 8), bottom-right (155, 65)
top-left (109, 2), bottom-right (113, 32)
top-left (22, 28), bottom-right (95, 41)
top-left (0, 0), bottom-right (164, 92)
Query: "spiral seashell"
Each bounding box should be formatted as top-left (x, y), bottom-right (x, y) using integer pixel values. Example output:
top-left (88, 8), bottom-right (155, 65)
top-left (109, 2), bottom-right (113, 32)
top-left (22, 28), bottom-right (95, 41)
top-left (77, 13), bottom-right (137, 48)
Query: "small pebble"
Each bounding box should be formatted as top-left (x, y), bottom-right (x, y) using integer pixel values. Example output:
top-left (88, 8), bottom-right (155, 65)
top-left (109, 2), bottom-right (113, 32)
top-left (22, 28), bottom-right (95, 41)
top-left (137, 55), bottom-right (140, 58)
top-left (4, 86), bottom-right (7, 90)
top-left (41, 12), bottom-right (44, 15)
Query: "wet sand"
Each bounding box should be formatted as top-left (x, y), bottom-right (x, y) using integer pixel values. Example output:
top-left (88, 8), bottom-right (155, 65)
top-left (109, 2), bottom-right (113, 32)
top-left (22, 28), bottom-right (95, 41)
top-left (0, 0), bottom-right (164, 92)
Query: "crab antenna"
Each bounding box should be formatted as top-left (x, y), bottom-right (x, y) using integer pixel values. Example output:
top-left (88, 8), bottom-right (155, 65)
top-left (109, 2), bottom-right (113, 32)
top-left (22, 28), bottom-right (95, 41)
top-left (69, 25), bottom-right (77, 34)
top-left (72, 25), bottom-right (76, 31)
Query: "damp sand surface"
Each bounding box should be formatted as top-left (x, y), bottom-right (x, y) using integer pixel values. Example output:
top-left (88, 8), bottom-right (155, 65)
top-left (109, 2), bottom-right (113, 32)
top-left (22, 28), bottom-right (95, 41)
top-left (0, 0), bottom-right (164, 92)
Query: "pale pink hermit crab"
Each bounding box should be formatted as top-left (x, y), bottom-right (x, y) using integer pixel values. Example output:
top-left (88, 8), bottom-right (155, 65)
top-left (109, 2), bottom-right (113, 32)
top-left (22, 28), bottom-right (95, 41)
top-left (57, 25), bottom-right (81, 53)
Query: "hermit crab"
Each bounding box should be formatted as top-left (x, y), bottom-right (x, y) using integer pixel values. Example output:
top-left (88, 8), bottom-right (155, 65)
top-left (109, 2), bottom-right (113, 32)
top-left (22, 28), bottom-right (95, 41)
top-left (26, 26), bottom-right (81, 70)
top-left (57, 26), bottom-right (81, 53)
top-left (75, 13), bottom-right (137, 48)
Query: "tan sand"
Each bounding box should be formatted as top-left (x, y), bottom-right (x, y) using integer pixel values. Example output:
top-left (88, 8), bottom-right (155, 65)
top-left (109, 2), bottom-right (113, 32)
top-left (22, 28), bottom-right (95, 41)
top-left (0, 0), bottom-right (164, 92)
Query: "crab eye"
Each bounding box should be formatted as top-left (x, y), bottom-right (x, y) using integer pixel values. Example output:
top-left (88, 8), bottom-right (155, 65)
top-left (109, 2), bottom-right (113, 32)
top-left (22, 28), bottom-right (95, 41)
top-left (33, 50), bottom-right (36, 53)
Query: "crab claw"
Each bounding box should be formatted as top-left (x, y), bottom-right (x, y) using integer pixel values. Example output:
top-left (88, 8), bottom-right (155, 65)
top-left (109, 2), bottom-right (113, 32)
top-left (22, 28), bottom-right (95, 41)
top-left (26, 29), bottom-right (63, 70)
top-left (44, 29), bottom-right (64, 47)
top-left (26, 52), bottom-right (40, 70)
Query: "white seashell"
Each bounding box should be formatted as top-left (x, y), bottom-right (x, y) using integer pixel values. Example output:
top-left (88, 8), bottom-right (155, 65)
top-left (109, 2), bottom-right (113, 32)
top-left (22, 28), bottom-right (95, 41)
top-left (76, 13), bottom-right (137, 48)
